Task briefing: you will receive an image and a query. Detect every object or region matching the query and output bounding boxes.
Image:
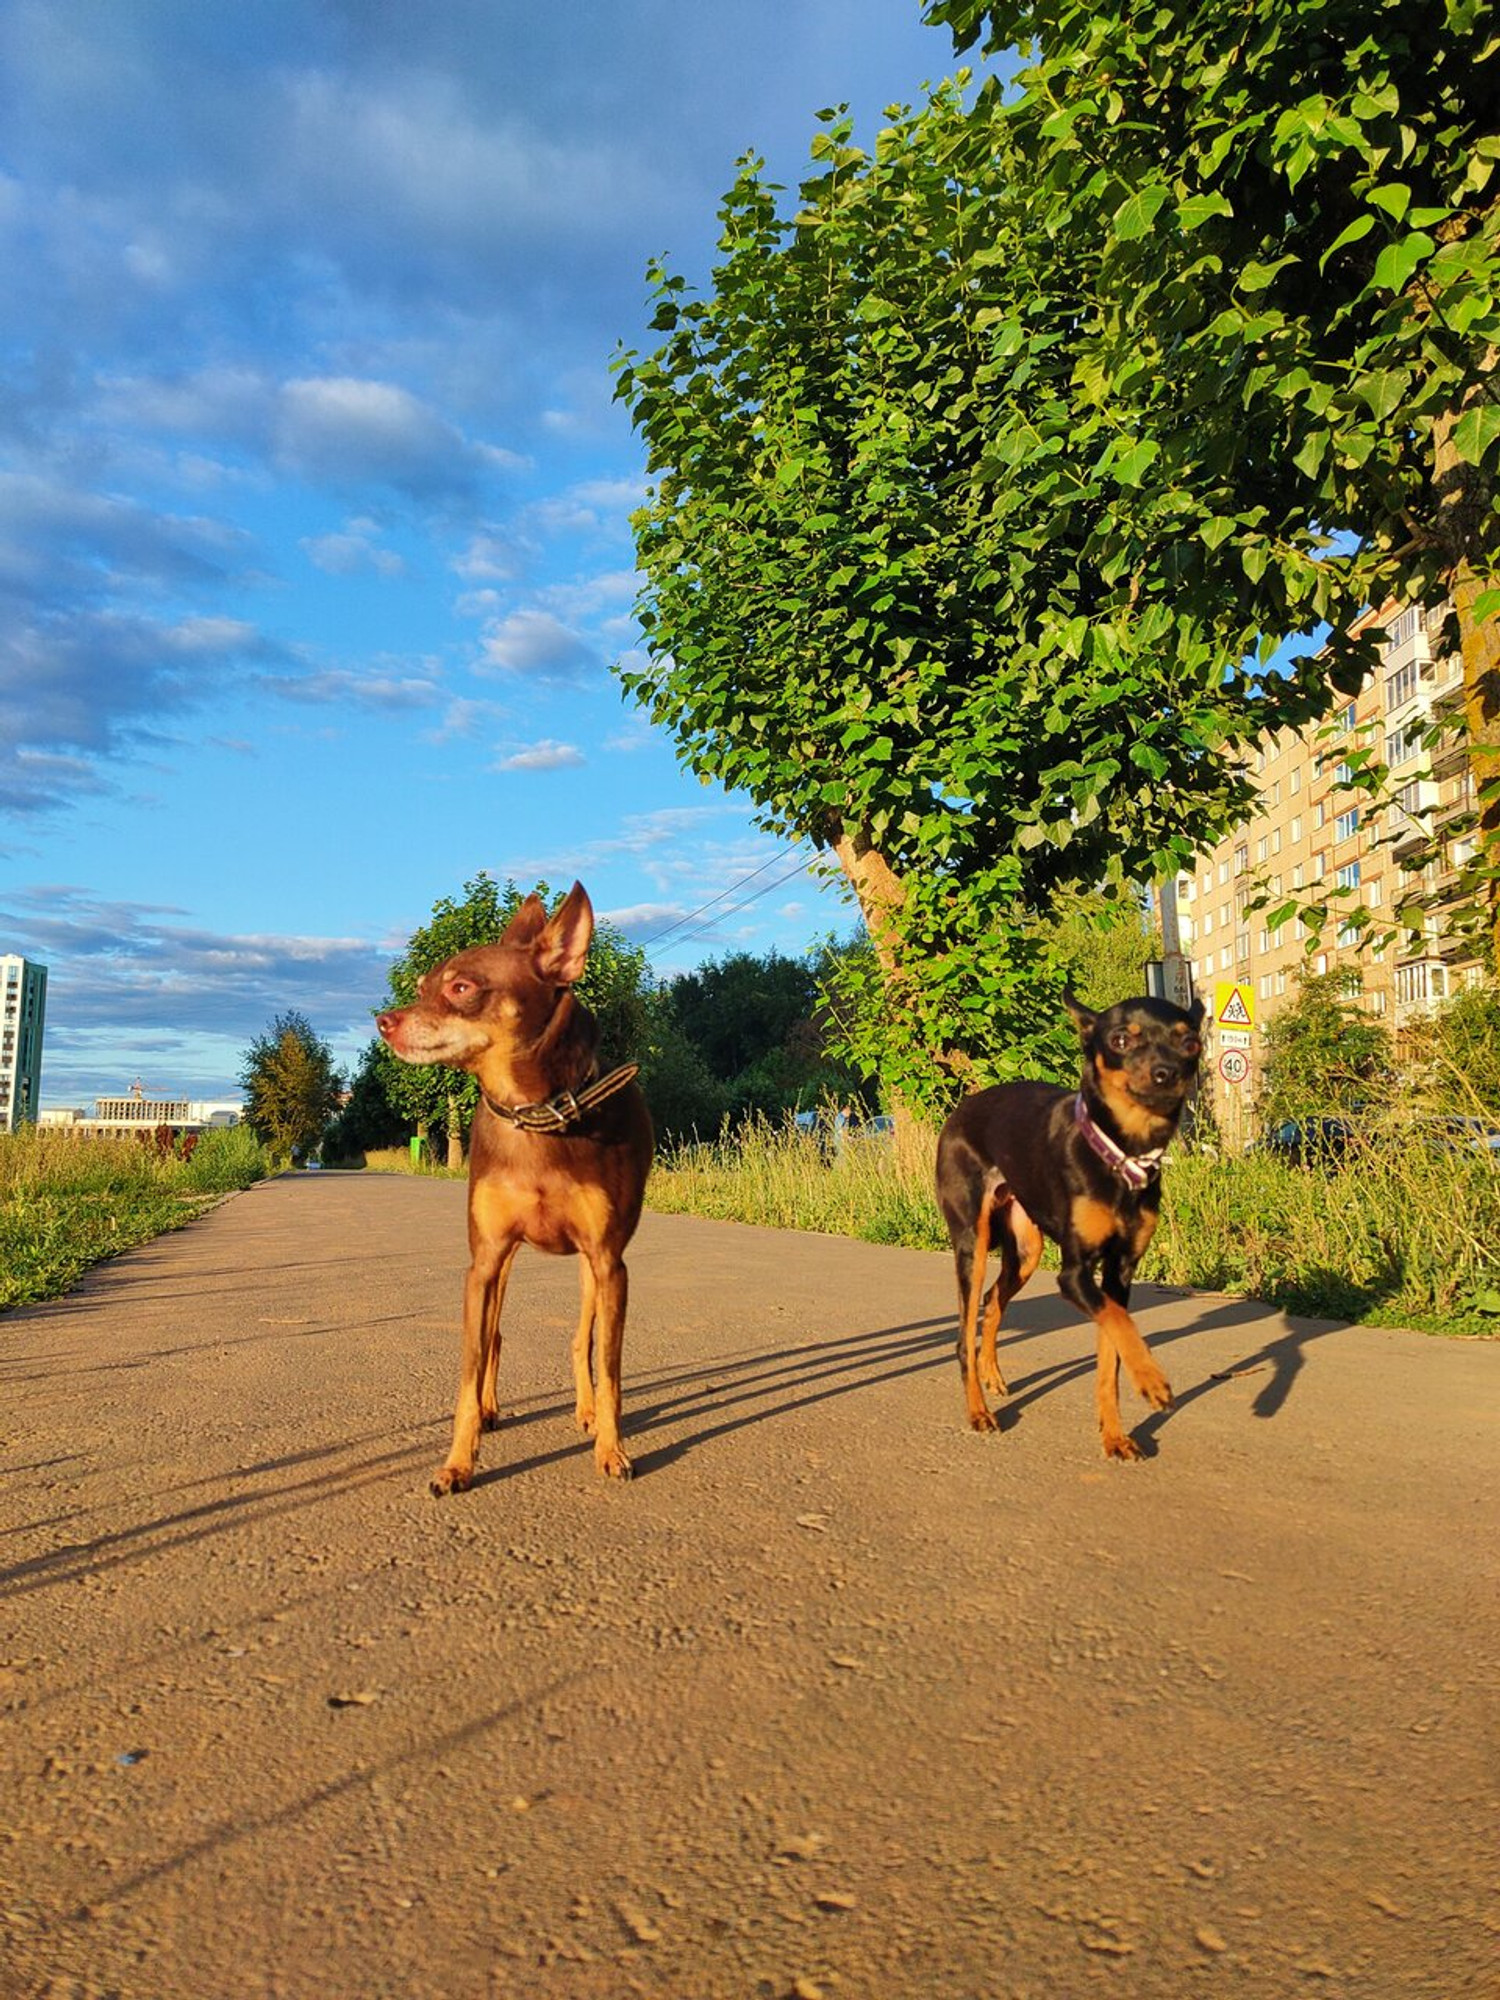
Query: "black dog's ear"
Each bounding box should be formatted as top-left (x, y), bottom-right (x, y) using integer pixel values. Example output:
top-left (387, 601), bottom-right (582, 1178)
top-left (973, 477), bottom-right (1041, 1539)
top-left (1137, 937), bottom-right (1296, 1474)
top-left (1187, 996), bottom-right (1206, 1030)
top-left (1064, 990), bottom-right (1097, 1040)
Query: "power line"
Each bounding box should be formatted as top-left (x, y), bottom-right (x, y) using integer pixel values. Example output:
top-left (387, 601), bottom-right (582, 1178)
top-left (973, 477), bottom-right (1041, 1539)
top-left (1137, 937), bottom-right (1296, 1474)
top-left (640, 854), bottom-right (818, 961)
top-left (633, 844), bottom-right (803, 952)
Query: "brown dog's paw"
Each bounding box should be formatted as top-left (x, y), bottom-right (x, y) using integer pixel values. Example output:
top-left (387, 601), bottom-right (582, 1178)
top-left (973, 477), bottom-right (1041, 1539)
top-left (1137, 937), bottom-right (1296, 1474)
top-left (967, 1406), bottom-right (1000, 1435)
top-left (979, 1363), bottom-right (1009, 1399)
top-left (595, 1442), bottom-right (633, 1480)
top-left (1102, 1431), bottom-right (1144, 1463)
top-left (480, 1409), bottom-right (500, 1433)
top-left (430, 1464), bottom-right (474, 1497)
top-left (574, 1401), bottom-right (598, 1437)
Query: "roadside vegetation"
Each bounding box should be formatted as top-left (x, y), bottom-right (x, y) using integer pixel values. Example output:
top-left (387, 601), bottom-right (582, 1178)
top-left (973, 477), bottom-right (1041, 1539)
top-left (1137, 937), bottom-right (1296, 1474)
top-left (0, 1125), bottom-right (272, 1313)
top-left (645, 1112), bottom-right (1500, 1338)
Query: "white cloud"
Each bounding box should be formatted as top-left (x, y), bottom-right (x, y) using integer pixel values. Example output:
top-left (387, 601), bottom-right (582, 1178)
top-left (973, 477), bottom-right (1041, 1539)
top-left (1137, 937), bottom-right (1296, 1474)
top-left (255, 667), bottom-right (442, 710)
top-left (301, 523), bottom-right (406, 577)
top-left (494, 738), bottom-right (585, 772)
top-left (478, 608), bottom-right (598, 679)
top-left (274, 375), bottom-right (514, 500)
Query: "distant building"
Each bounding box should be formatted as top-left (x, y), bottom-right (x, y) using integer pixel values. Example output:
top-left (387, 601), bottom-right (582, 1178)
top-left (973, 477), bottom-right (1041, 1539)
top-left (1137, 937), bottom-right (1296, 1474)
top-left (1171, 599), bottom-right (1485, 1136)
top-left (37, 1080), bottom-right (243, 1137)
top-left (1, 955), bottom-right (48, 1133)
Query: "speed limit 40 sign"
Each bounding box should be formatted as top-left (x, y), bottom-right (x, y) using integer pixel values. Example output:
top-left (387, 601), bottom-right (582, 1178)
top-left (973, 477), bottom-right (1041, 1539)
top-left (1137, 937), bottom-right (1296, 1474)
top-left (1218, 1048), bottom-right (1250, 1085)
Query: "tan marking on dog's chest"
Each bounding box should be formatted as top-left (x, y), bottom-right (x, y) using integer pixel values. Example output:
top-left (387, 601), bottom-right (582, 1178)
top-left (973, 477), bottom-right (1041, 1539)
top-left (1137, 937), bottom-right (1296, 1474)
top-left (1070, 1195), bottom-right (1121, 1250)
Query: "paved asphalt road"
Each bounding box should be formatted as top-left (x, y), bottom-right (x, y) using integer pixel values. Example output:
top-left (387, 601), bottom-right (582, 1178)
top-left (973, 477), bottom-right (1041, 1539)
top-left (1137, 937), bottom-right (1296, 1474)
top-left (1, 1172), bottom-right (1497, 2000)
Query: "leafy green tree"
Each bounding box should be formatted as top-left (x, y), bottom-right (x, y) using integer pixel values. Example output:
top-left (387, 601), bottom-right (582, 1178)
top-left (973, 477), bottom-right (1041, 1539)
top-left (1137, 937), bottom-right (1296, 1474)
top-left (323, 1040), bottom-right (407, 1163)
top-left (375, 874), bottom-right (653, 1165)
top-left (1255, 969), bottom-right (1392, 1128)
top-left (932, 0), bottom-right (1500, 952)
top-left (1403, 979), bottom-right (1500, 1116)
top-left (665, 950), bottom-right (821, 1082)
top-left (614, 89), bottom-right (1359, 1110)
top-left (239, 1012), bottom-right (343, 1161)
top-left (635, 999), bottom-right (731, 1151)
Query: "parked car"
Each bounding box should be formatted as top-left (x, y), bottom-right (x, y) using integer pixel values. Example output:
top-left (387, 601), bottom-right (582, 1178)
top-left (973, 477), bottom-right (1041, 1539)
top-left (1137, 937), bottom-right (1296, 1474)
top-left (1421, 1115), bottom-right (1500, 1160)
top-left (1263, 1117), bottom-right (1356, 1168)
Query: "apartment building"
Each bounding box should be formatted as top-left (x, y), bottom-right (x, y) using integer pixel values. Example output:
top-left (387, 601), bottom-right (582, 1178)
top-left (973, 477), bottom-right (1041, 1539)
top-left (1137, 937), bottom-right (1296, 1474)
top-left (1173, 603), bottom-right (1484, 1130)
top-left (0, 954), bottom-right (48, 1132)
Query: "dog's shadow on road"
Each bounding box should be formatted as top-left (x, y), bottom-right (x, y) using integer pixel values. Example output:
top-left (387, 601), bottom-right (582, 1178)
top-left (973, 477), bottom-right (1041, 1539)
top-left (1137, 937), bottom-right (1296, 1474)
top-left (482, 1285), bottom-right (1349, 1484)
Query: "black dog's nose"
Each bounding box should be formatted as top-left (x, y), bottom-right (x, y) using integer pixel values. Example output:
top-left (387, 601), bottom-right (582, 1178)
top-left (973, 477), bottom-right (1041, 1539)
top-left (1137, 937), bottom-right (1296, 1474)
top-left (1152, 1063), bottom-right (1179, 1087)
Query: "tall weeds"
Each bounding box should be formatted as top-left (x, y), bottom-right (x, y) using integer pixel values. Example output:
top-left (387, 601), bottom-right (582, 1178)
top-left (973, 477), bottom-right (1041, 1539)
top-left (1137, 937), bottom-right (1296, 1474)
top-left (0, 1124), bottom-right (272, 1311)
top-left (647, 1118), bottom-right (1500, 1334)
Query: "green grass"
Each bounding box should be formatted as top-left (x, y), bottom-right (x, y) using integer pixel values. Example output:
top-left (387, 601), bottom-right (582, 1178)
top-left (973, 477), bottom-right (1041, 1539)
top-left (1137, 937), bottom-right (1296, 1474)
top-left (361, 1144), bottom-right (465, 1179)
top-left (646, 1117), bottom-right (1500, 1336)
top-left (0, 1124), bottom-right (273, 1312)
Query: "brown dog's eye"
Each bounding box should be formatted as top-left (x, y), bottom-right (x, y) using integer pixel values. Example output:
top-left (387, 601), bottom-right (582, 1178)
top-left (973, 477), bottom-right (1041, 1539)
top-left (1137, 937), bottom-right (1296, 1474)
top-left (445, 977), bottom-right (477, 1003)
top-left (1107, 1028), bottom-right (1131, 1054)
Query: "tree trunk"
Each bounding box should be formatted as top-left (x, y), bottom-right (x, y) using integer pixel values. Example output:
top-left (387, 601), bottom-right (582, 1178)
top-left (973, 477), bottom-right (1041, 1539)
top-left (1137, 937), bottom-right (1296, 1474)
top-left (445, 1092), bottom-right (465, 1171)
top-left (829, 827), bottom-right (925, 1125)
top-left (830, 827), bottom-right (907, 979)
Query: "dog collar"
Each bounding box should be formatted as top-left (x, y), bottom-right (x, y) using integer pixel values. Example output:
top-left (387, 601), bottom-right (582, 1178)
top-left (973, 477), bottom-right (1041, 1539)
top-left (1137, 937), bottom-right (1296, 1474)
top-left (1073, 1093), bottom-right (1165, 1190)
top-left (481, 1063), bottom-right (639, 1135)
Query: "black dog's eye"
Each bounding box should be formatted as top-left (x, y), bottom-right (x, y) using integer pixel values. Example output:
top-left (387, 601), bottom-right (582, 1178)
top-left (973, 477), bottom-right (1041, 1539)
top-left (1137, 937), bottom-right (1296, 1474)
top-left (1106, 1028), bottom-right (1132, 1054)
top-left (1181, 1036), bottom-right (1202, 1058)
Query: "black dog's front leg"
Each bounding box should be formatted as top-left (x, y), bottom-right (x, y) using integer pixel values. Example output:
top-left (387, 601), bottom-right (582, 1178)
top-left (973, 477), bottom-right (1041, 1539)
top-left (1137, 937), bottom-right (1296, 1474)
top-left (1058, 1247), bottom-right (1171, 1461)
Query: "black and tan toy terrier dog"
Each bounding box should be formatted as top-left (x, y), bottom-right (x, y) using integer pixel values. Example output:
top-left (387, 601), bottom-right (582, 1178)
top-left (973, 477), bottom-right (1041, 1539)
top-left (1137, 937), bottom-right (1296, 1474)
top-left (935, 992), bottom-right (1204, 1460)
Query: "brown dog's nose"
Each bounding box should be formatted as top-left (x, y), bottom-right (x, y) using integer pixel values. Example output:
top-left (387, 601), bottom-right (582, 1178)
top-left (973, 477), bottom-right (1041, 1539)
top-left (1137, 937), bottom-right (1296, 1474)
top-left (376, 1012), bottom-right (398, 1039)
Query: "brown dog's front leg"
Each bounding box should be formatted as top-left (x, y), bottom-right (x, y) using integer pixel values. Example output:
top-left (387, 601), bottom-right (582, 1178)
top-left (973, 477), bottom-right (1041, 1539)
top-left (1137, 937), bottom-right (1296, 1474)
top-left (433, 1243), bottom-right (508, 1496)
top-left (479, 1242), bottom-right (519, 1432)
top-left (587, 1250), bottom-right (632, 1478)
top-left (571, 1258), bottom-right (598, 1436)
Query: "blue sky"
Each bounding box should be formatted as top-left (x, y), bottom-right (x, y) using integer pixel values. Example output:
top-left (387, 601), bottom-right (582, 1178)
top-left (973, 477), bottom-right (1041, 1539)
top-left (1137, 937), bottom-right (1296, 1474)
top-left (0, 0), bottom-right (976, 1106)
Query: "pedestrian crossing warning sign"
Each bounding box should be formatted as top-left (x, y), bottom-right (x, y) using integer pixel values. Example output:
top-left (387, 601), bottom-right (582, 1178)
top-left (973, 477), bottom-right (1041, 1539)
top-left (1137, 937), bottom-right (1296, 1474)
top-left (1214, 981), bottom-right (1254, 1030)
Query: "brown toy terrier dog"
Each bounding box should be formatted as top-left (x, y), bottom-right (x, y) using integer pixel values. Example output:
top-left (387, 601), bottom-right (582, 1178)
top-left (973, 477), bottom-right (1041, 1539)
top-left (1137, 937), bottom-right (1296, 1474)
top-left (377, 883), bottom-right (653, 1494)
top-left (935, 991), bottom-right (1204, 1460)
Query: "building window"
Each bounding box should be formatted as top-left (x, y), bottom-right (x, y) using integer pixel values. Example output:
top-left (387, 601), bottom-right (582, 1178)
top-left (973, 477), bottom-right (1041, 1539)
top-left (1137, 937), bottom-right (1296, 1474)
top-left (1384, 607), bottom-right (1419, 650)
top-left (1335, 807), bottom-right (1360, 841)
top-left (1256, 835), bottom-right (1269, 863)
top-left (1341, 702), bottom-right (1357, 730)
top-left (1234, 843), bottom-right (1248, 875)
top-left (1291, 815), bottom-right (1302, 842)
top-left (1386, 722), bottom-right (1422, 767)
top-left (1386, 660), bottom-right (1418, 709)
top-left (1290, 767), bottom-right (1301, 795)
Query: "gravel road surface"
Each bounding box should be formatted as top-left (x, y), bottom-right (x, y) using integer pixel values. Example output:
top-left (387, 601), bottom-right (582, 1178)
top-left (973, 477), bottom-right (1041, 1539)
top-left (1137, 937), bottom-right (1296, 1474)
top-left (2, 1171), bottom-right (1496, 1999)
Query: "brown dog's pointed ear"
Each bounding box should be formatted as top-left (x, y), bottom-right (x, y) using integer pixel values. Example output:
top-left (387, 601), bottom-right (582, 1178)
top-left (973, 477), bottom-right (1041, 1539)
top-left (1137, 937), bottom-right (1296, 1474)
top-left (1064, 989), bottom-right (1097, 1040)
top-left (499, 894), bottom-right (549, 948)
top-left (534, 881), bottom-right (594, 986)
